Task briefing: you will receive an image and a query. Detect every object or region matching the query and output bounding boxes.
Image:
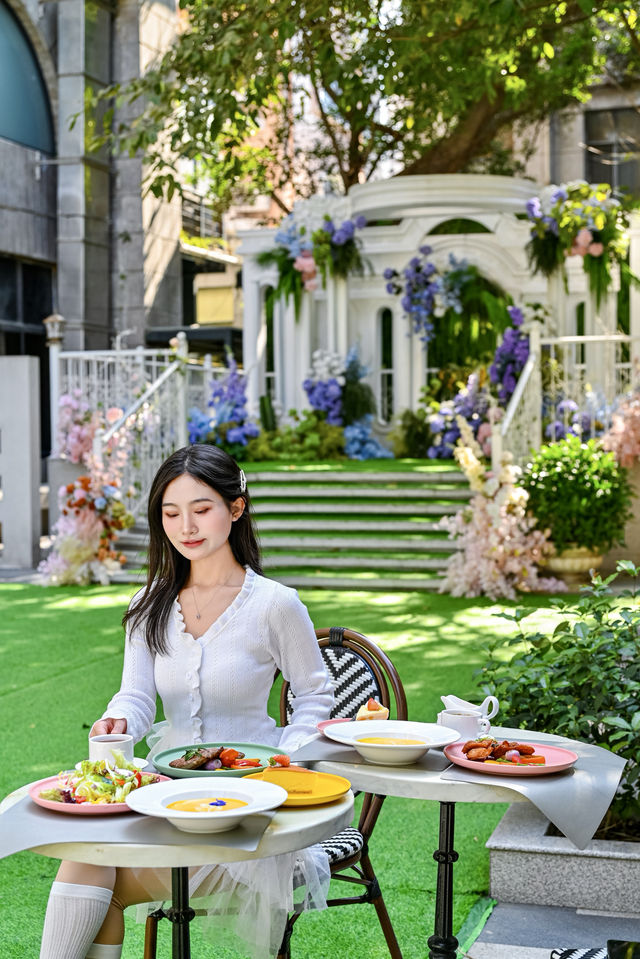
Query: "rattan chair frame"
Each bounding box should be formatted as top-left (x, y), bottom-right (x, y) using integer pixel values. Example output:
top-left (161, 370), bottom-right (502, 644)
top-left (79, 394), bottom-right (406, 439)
top-left (276, 626), bottom-right (406, 959)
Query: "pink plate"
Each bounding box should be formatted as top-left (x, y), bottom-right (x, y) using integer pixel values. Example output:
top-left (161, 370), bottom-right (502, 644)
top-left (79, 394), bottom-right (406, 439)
top-left (29, 774), bottom-right (171, 814)
top-left (444, 742), bottom-right (579, 776)
top-left (317, 718), bottom-right (353, 734)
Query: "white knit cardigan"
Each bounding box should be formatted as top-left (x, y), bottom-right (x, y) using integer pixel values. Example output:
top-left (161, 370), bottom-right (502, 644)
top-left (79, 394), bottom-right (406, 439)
top-left (102, 569), bottom-right (334, 755)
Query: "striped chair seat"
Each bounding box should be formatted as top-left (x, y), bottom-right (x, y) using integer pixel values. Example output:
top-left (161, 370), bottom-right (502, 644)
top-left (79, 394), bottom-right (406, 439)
top-left (320, 827), bottom-right (364, 865)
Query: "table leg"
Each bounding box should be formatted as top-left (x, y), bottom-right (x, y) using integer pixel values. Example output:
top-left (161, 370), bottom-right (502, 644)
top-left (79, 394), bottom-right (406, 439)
top-left (427, 802), bottom-right (459, 959)
top-left (166, 866), bottom-right (195, 959)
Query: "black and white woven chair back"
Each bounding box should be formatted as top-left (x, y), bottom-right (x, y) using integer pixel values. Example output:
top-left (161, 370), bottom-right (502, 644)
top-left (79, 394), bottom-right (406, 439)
top-left (550, 950), bottom-right (607, 959)
top-left (284, 632), bottom-right (383, 724)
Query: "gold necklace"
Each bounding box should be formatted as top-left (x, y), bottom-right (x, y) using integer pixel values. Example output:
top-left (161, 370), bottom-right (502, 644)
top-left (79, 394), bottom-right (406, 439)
top-left (190, 579), bottom-right (232, 620)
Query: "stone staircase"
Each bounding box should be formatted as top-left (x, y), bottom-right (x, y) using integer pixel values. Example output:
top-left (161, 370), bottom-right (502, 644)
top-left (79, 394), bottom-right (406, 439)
top-left (113, 465), bottom-right (470, 590)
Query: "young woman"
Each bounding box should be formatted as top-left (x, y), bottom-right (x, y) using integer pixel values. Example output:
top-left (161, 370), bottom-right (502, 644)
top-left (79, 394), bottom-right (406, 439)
top-left (40, 444), bottom-right (334, 959)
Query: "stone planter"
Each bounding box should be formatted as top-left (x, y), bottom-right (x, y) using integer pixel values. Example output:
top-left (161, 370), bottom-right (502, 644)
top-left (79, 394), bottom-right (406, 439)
top-left (487, 804), bottom-right (640, 914)
top-left (546, 546), bottom-right (603, 587)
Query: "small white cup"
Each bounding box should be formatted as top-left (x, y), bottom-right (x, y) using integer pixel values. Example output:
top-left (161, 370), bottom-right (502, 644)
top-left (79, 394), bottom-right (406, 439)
top-left (89, 734), bottom-right (134, 764)
top-left (437, 709), bottom-right (490, 741)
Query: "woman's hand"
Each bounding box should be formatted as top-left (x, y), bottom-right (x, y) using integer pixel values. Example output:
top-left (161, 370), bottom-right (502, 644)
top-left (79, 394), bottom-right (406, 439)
top-left (89, 717), bottom-right (128, 737)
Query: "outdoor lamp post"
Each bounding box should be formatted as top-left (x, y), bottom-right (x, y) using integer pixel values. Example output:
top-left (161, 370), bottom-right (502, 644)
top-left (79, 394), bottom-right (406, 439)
top-left (43, 313), bottom-right (66, 453)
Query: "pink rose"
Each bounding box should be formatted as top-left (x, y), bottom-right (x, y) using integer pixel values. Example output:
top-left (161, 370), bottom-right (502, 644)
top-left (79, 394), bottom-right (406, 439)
top-left (587, 242), bottom-right (604, 257)
top-left (570, 228), bottom-right (593, 257)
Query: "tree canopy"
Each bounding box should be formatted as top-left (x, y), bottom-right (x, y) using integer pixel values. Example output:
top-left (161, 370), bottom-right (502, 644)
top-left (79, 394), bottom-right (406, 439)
top-left (100, 0), bottom-right (640, 213)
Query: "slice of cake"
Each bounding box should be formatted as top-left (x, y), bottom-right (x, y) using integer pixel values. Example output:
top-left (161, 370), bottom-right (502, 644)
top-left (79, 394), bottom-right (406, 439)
top-left (356, 698), bottom-right (390, 721)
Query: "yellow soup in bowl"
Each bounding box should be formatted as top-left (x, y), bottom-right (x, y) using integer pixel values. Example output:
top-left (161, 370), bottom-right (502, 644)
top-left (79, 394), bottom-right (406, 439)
top-left (166, 797), bottom-right (248, 813)
top-left (357, 737), bottom-right (427, 745)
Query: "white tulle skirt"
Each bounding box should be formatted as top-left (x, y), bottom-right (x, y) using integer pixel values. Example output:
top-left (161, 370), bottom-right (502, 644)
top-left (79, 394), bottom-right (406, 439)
top-left (131, 722), bottom-right (331, 958)
top-left (131, 845), bottom-right (331, 959)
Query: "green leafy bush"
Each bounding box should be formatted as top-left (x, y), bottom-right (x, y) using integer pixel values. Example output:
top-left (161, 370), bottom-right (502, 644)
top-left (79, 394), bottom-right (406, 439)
top-left (520, 435), bottom-right (633, 552)
top-left (245, 410), bottom-right (346, 462)
top-left (477, 562), bottom-right (640, 832)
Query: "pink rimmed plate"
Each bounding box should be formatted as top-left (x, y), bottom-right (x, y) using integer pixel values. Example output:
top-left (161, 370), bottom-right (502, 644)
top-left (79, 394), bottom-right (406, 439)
top-left (444, 742), bottom-right (578, 776)
top-left (29, 774), bottom-right (170, 814)
top-left (317, 718), bottom-right (352, 734)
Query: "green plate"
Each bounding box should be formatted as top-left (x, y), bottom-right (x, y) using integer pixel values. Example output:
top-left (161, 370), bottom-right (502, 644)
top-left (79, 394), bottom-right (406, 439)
top-left (153, 742), bottom-right (282, 779)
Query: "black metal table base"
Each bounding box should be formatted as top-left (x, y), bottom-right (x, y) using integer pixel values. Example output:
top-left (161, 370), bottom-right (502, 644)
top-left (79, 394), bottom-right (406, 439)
top-left (427, 802), bottom-right (459, 959)
top-left (161, 866), bottom-right (195, 959)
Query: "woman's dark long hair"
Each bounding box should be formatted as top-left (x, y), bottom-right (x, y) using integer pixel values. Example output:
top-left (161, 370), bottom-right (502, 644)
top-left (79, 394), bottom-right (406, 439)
top-left (123, 445), bottom-right (262, 654)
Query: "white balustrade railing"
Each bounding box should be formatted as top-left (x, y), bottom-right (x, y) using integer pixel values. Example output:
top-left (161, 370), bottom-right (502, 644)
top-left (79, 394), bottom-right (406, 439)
top-left (49, 332), bottom-right (234, 519)
top-left (491, 324), bottom-right (542, 474)
top-left (493, 328), bottom-right (640, 471)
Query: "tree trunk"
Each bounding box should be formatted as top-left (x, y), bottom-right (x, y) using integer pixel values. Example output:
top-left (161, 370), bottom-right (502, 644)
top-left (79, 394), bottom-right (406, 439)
top-left (398, 92), bottom-right (509, 176)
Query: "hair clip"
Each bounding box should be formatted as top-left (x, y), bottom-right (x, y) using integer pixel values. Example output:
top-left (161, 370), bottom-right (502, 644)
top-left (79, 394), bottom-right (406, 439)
top-left (239, 469), bottom-right (247, 493)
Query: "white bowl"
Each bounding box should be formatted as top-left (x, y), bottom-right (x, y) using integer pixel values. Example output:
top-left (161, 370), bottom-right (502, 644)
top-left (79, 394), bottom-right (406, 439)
top-left (323, 719), bottom-right (460, 766)
top-left (125, 776), bottom-right (288, 833)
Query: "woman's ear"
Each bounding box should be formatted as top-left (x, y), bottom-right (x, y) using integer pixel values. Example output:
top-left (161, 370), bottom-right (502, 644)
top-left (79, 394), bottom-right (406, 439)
top-left (230, 497), bottom-right (245, 522)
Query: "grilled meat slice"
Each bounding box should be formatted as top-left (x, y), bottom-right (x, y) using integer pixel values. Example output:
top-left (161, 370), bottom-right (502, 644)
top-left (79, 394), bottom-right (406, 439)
top-left (169, 746), bottom-right (224, 769)
top-left (462, 739), bottom-right (496, 755)
top-left (466, 746), bottom-right (494, 760)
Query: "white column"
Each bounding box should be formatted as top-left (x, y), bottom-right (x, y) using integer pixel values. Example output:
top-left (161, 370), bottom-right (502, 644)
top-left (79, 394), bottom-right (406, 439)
top-left (326, 276), bottom-right (337, 353)
top-left (43, 313), bottom-right (66, 454)
top-left (242, 274), bottom-right (263, 417)
top-left (296, 294), bottom-right (312, 410)
top-left (629, 213), bottom-right (640, 374)
top-left (335, 277), bottom-right (349, 356)
top-left (547, 271), bottom-right (566, 335)
top-left (392, 310), bottom-right (412, 412)
top-left (280, 297), bottom-right (298, 412)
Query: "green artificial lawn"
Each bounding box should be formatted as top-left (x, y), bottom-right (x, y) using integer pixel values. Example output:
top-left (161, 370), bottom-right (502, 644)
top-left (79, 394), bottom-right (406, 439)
top-left (0, 584), bottom-right (565, 958)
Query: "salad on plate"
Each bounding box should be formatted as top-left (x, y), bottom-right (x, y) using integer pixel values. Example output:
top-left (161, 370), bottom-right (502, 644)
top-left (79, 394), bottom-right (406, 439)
top-left (39, 751), bottom-right (159, 806)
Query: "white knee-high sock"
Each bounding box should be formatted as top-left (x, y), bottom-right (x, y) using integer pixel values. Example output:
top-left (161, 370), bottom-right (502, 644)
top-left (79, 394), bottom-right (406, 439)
top-left (85, 944), bottom-right (123, 958)
top-left (40, 882), bottom-right (113, 959)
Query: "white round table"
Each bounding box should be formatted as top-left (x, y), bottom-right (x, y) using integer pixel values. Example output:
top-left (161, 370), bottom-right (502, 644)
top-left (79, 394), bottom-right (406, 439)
top-left (313, 726), bottom-right (599, 959)
top-left (1, 785), bottom-right (354, 958)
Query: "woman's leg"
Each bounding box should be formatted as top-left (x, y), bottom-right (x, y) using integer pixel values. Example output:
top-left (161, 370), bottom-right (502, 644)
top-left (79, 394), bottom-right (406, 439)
top-left (92, 866), bottom-right (173, 945)
top-left (39, 863), bottom-right (116, 959)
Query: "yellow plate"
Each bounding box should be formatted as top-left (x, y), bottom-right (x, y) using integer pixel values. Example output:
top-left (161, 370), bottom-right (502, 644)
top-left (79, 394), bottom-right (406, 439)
top-left (244, 770), bottom-right (351, 807)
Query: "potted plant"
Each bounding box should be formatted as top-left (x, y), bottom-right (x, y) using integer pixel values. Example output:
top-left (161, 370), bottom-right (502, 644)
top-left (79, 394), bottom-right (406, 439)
top-left (520, 434), bottom-right (633, 583)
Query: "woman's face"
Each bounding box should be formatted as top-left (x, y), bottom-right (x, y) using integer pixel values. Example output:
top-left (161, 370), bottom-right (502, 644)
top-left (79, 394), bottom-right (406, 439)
top-left (160, 473), bottom-right (244, 563)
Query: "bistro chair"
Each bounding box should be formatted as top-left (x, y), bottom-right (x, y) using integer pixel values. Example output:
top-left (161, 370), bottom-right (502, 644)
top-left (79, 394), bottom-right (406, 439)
top-left (276, 626), bottom-right (407, 959)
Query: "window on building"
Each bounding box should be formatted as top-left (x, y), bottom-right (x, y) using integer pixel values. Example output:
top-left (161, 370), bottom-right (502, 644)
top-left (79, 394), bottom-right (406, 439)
top-left (584, 108), bottom-right (640, 197)
top-left (379, 308), bottom-right (394, 422)
top-left (264, 286), bottom-right (276, 402)
top-left (0, 255), bottom-right (53, 455)
top-left (0, 2), bottom-right (54, 153)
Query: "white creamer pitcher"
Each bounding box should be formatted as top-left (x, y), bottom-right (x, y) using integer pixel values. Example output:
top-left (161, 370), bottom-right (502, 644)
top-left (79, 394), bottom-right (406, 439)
top-left (440, 694), bottom-right (499, 720)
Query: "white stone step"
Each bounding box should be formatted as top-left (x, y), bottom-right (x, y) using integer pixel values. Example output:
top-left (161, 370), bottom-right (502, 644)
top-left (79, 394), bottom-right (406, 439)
top-left (274, 574), bottom-right (445, 590)
top-left (263, 554), bottom-right (449, 570)
top-left (246, 470), bottom-right (467, 484)
top-left (250, 485), bottom-right (471, 500)
top-left (253, 501), bottom-right (462, 516)
top-left (257, 518), bottom-right (445, 533)
top-left (258, 535), bottom-right (455, 551)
